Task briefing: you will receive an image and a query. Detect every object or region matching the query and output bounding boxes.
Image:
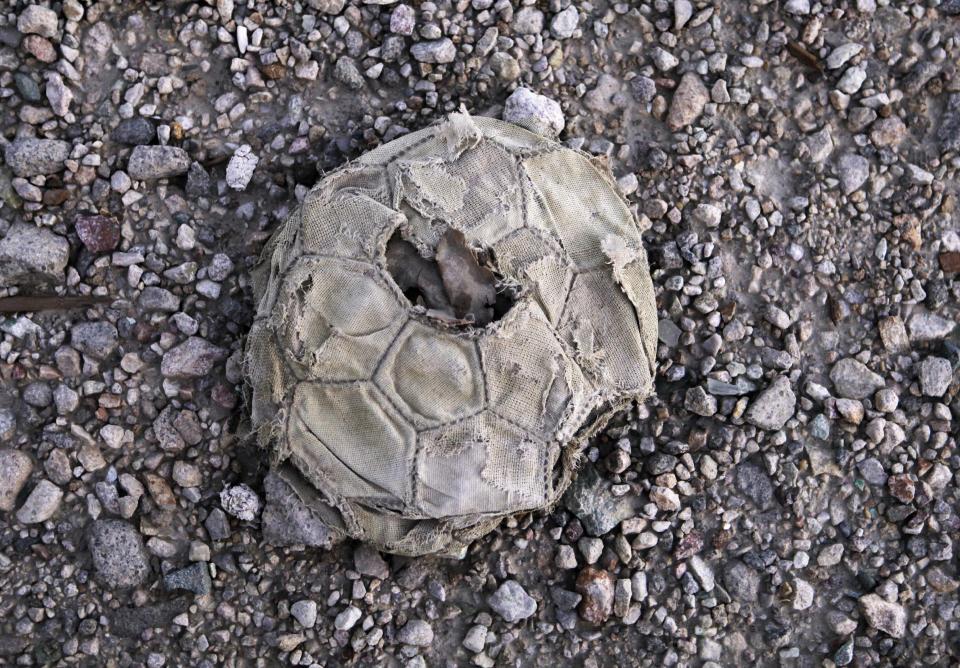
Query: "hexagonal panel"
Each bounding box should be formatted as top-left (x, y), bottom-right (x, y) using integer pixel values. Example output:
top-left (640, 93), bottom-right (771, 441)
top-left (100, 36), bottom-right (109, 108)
top-left (286, 381), bottom-right (415, 507)
top-left (278, 257), bottom-right (406, 381)
top-left (415, 412), bottom-right (548, 518)
top-left (523, 148), bottom-right (641, 272)
top-left (374, 320), bottom-right (485, 429)
top-left (480, 302), bottom-right (586, 441)
top-left (559, 269), bottom-right (650, 392)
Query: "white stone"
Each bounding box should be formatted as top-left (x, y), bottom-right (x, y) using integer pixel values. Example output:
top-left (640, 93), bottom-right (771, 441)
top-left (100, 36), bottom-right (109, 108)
top-left (503, 88), bottom-right (564, 138)
top-left (550, 6), bottom-right (579, 39)
top-left (226, 144), bottom-right (258, 191)
top-left (826, 43), bottom-right (863, 69)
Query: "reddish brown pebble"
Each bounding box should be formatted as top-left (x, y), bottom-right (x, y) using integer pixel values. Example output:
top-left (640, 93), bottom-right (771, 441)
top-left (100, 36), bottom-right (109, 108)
top-left (43, 189), bottom-right (70, 206)
top-left (887, 474), bottom-right (915, 504)
top-left (575, 566), bottom-right (615, 625)
top-left (75, 214), bottom-right (121, 253)
top-left (674, 530), bottom-right (704, 560)
top-left (261, 62), bottom-right (286, 80)
top-left (939, 251), bottom-right (960, 273)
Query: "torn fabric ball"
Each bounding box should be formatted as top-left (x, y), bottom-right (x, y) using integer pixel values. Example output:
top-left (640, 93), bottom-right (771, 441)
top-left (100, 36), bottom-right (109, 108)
top-left (245, 112), bottom-right (657, 557)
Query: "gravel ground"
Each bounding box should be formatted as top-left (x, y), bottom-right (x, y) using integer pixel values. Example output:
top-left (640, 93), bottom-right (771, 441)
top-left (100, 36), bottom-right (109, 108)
top-left (1, 0), bottom-right (959, 666)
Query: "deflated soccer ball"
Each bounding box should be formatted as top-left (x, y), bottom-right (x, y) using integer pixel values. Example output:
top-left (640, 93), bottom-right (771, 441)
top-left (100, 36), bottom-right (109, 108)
top-left (245, 112), bottom-right (657, 557)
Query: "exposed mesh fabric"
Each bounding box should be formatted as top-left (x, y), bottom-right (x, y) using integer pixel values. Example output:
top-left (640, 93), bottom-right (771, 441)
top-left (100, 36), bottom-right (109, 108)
top-left (245, 113), bottom-right (657, 557)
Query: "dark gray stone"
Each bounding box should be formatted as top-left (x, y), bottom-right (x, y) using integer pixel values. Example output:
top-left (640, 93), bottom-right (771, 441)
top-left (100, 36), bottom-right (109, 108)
top-left (563, 464), bottom-right (638, 536)
top-left (163, 562), bottom-right (211, 595)
top-left (723, 560), bottom-right (760, 602)
top-left (185, 161), bottom-right (212, 196)
top-left (939, 93), bottom-right (960, 152)
top-left (109, 597), bottom-right (190, 638)
top-left (735, 461), bottom-right (774, 509)
top-left (112, 117), bottom-right (156, 146)
top-left (14, 72), bottom-right (41, 102)
top-left (204, 508), bottom-right (231, 540)
top-left (333, 56), bottom-right (364, 90)
top-left (354, 544), bottom-right (390, 579)
top-left (70, 321), bottom-right (119, 359)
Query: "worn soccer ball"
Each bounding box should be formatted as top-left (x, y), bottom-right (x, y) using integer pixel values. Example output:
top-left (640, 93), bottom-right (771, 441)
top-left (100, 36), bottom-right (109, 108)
top-left (245, 112), bottom-right (657, 557)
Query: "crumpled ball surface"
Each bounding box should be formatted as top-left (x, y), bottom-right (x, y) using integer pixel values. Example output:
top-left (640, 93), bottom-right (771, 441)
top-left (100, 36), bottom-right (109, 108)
top-left (245, 113), bottom-right (657, 556)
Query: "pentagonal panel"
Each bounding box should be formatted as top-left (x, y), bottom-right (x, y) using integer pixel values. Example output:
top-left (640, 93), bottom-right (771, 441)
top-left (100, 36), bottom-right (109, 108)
top-left (481, 302), bottom-right (586, 441)
top-left (375, 320), bottom-right (484, 428)
top-left (300, 190), bottom-right (402, 261)
top-left (287, 381), bottom-right (415, 507)
top-left (523, 148), bottom-right (641, 271)
top-left (608, 250), bottom-right (659, 381)
top-left (492, 225), bottom-right (565, 282)
top-left (415, 412), bottom-right (547, 518)
top-left (278, 257), bottom-right (405, 380)
top-left (393, 160), bottom-right (467, 220)
top-left (244, 319), bottom-right (289, 442)
top-left (559, 269), bottom-right (651, 392)
top-left (444, 140), bottom-right (526, 245)
top-left (522, 255), bottom-right (574, 326)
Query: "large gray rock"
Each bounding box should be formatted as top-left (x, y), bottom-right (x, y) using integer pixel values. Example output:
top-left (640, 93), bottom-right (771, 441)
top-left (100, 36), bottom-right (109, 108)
top-left (919, 357), bottom-right (952, 397)
top-left (127, 145), bottom-right (191, 180)
top-left (723, 560), bottom-right (760, 602)
top-left (0, 223), bottom-right (70, 286)
top-left (513, 7), bottom-right (544, 34)
top-left (397, 619), bottom-right (434, 647)
top-left (163, 562), bottom-right (211, 595)
top-left (667, 72), bottom-right (709, 131)
top-left (161, 337), bottom-right (227, 378)
top-left (830, 358), bottom-right (884, 399)
top-left (410, 38), bottom-right (456, 64)
top-left (15, 479), bottom-right (62, 524)
top-left (219, 483), bottom-right (260, 521)
top-left (735, 461), bottom-right (774, 509)
top-left (907, 310), bottom-right (955, 342)
top-left (88, 519), bottom-right (151, 588)
top-left (17, 5), bottom-right (59, 38)
top-left (70, 321), bottom-right (119, 359)
top-left (0, 449), bottom-right (32, 511)
top-left (353, 544), bottom-right (389, 579)
top-left (290, 600), bottom-right (318, 628)
top-left (745, 376), bottom-right (796, 430)
top-left (4, 138), bottom-right (70, 176)
top-left (550, 6), bottom-right (579, 39)
top-left (837, 153), bottom-right (869, 194)
top-left (488, 580), bottom-right (537, 622)
top-left (859, 593), bottom-right (906, 638)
